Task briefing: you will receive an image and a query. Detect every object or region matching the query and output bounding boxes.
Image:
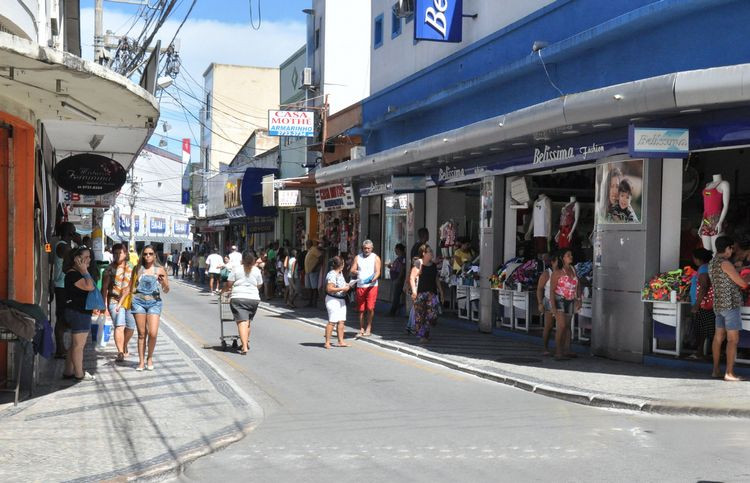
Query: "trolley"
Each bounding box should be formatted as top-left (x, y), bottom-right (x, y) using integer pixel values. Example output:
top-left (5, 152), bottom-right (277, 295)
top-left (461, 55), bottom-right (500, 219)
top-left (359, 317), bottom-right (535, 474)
top-left (218, 292), bottom-right (240, 351)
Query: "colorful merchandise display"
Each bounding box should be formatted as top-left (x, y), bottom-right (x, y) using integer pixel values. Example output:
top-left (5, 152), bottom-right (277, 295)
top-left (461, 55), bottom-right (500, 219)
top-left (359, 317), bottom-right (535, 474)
top-left (641, 267), bottom-right (696, 302)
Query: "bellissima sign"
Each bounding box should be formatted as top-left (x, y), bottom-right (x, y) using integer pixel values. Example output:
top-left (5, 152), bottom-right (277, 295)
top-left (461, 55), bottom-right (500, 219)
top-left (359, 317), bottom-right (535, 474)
top-left (415, 0), bottom-right (463, 43)
top-left (268, 110), bottom-right (314, 137)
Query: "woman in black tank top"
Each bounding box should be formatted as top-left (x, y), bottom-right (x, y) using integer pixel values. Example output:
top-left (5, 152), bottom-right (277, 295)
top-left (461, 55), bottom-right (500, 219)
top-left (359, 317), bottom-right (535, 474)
top-left (409, 245), bottom-right (445, 343)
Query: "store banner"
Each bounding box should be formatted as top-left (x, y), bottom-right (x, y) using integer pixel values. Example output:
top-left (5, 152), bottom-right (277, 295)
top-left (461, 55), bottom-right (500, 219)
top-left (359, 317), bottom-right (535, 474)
top-left (315, 184), bottom-right (356, 212)
top-left (359, 180), bottom-right (391, 197)
top-left (59, 189), bottom-right (117, 209)
top-left (392, 175), bottom-right (426, 193)
top-left (278, 189), bottom-right (302, 207)
top-left (173, 219), bottom-right (190, 235)
top-left (119, 214), bottom-right (140, 233)
top-left (268, 110), bottom-right (314, 137)
top-left (248, 220), bottom-right (274, 233)
top-left (595, 159), bottom-right (644, 225)
top-left (629, 126), bottom-right (689, 157)
top-left (415, 0), bottom-right (463, 43)
top-left (149, 217), bottom-right (167, 235)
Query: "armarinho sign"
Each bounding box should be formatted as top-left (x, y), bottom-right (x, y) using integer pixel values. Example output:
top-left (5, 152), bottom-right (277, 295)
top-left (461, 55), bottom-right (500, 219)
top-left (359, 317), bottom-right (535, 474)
top-left (268, 110), bottom-right (314, 137)
top-left (415, 0), bottom-right (463, 43)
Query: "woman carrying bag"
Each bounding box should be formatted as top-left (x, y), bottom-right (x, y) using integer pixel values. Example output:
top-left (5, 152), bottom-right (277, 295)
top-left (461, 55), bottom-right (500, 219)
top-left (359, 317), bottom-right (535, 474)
top-left (130, 245), bottom-right (169, 371)
top-left (101, 243), bottom-right (135, 362)
top-left (324, 256), bottom-right (352, 349)
top-left (62, 246), bottom-right (97, 381)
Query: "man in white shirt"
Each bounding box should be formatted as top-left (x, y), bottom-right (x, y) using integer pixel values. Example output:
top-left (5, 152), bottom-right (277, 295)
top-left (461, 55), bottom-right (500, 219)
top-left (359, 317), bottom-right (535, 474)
top-left (228, 245), bottom-right (242, 269)
top-left (206, 251), bottom-right (224, 294)
top-left (350, 240), bottom-right (382, 337)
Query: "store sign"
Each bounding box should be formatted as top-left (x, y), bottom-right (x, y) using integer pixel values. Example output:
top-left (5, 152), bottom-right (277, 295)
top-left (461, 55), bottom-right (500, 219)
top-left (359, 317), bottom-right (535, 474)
top-left (435, 164), bottom-right (486, 184)
top-left (392, 175), bottom-right (426, 193)
top-left (262, 174), bottom-right (275, 207)
top-left (268, 110), bottom-right (314, 137)
top-left (149, 217), bottom-right (166, 235)
top-left (53, 154), bottom-right (127, 195)
top-left (629, 126), bottom-right (689, 157)
top-left (119, 214), bottom-right (140, 233)
top-left (173, 219), bottom-right (190, 235)
top-left (59, 189), bottom-right (117, 209)
top-left (415, 0), bottom-right (463, 43)
top-left (532, 142), bottom-right (605, 164)
top-left (247, 220), bottom-right (274, 233)
top-left (278, 189), bottom-right (302, 207)
top-left (315, 184), bottom-right (356, 212)
top-left (198, 203), bottom-right (207, 218)
top-left (208, 218), bottom-right (230, 227)
top-left (359, 180), bottom-right (391, 197)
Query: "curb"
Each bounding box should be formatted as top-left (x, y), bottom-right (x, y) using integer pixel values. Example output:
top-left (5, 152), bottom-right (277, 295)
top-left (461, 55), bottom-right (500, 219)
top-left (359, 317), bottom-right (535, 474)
top-left (79, 315), bottom-right (265, 483)
top-left (259, 304), bottom-right (750, 419)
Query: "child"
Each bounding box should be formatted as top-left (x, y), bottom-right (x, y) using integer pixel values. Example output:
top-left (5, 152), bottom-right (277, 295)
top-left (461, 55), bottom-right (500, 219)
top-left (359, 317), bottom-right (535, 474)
top-left (608, 179), bottom-right (639, 223)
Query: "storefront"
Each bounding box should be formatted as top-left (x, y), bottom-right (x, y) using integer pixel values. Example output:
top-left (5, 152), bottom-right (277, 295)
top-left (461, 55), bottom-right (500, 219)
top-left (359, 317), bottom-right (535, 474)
top-left (315, 183), bottom-right (359, 258)
top-left (224, 167), bottom-right (278, 252)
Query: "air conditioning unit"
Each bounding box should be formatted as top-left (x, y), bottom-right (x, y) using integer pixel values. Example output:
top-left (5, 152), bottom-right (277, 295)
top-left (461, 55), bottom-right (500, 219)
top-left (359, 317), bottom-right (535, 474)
top-left (393, 0), bottom-right (415, 18)
top-left (302, 67), bottom-right (313, 87)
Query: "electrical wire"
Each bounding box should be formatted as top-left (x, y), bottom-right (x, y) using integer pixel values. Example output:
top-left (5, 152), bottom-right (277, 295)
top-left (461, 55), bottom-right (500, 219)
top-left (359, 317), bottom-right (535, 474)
top-left (248, 0), bottom-right (262, 30)
top-left (537, 50), bottom-right (565, 98)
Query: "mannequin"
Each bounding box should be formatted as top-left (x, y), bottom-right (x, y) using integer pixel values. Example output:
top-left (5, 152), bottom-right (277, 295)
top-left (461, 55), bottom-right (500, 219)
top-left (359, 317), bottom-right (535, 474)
top-left (698, 174), bottom-right (730, 252)
top-left (439, 220), bottom-right (456, 257)
top-left (525, 194), bottom-right (552, 254)
top-left (555, 196), bottom-right (580, 249)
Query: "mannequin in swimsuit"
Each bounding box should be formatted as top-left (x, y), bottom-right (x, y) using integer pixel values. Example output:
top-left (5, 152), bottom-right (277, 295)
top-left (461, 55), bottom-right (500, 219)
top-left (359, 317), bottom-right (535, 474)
top-left (555, 196), bottom-right (580, 249)
top-left (698, 174), bottom-right (730, 252)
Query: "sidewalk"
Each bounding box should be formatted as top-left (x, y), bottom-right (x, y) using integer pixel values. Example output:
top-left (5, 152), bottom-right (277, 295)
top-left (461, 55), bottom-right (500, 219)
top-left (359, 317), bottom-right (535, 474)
top-left (0, 318), bottom-right (261, 482)
top-left (262, 298), bottom-right (750, 418)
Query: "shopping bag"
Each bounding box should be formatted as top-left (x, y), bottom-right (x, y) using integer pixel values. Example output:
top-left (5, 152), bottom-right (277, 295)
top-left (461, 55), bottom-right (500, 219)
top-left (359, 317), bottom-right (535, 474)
top-left (96, 314), bottom-right (112, 349)
top-left (86, 288), bottom-right (106, 311)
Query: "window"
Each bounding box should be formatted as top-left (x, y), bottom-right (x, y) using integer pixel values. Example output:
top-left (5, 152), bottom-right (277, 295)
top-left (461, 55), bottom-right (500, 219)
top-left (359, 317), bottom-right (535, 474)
top-left (391, 6), bottom-right (402, 39)
top-left (374, 14), bottom-right (384, 49)
top-left (382, 195), bottom-right (408, 280)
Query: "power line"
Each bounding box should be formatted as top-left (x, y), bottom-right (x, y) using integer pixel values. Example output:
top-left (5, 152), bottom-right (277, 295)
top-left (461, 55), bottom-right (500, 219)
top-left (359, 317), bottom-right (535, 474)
top-left (248, 0), bottom-right (262, 30)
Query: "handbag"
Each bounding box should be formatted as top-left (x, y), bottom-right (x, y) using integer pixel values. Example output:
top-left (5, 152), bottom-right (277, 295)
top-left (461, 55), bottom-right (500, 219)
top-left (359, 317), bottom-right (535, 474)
top-left (85, 287), bottom-right (106, 310)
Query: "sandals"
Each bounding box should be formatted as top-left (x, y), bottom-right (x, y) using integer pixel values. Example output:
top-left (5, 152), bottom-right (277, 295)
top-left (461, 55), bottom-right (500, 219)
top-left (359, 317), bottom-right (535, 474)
top-left (75, 372), bottom-right (96, 381)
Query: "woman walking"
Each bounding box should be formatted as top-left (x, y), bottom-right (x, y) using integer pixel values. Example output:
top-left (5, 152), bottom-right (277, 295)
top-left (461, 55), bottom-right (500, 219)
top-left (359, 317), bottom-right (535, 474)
top-left (62, 246), bottom-right (97, 381)
top-left (101, 243), bottom-right (135, 362)
top-left (224, 251), bottom-right (263, 354)
top-left (550, 249), bottom-right (580, 360)
top-left (130, 245), bottom-right (169, 371)
top-left (286, 249), bottom-right (299, 308)
top-left (409, 245), bottom-right (444, 344)
top-left (536, 254), bottom-right (560, 356)
top-left (324, 256), bottom-right (351, 349)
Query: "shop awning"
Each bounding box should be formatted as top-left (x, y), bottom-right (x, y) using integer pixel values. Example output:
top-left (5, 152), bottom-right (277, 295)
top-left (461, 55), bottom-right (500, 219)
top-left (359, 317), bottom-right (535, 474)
top-left (108, 234), bottom-right (191, 244)
top-left (225, 167), bottom-right (277, 218)
top-left (314, 63), bottom-right (750, 184)
top-left (0, 32), bottom-right (159, 171)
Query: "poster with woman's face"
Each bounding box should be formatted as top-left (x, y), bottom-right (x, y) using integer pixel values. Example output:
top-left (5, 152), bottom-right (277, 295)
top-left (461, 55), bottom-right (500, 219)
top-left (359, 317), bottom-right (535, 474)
top-left (595, 159), bottom-right (644, 225)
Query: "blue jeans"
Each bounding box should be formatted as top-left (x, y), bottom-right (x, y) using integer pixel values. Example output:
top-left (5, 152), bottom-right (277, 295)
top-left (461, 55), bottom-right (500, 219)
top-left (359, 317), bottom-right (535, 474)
top-left (716, 307), bottom-right (742, 331)
top-left (130, 297), bottom-right (163, 315)
top-left (108, 302), bottom-right (135, 330)
top-left (65, 308), bottom-right (93, 334)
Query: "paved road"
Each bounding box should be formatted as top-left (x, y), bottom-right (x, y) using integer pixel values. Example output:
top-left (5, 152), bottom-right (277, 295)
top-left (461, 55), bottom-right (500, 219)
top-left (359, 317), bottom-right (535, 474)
top-left (163, 281), bottom-right (750, 483)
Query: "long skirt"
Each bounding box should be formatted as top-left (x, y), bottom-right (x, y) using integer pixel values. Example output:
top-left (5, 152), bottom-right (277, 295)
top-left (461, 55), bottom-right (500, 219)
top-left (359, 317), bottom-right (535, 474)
top-left (414, 292), bottom-right (439, 339)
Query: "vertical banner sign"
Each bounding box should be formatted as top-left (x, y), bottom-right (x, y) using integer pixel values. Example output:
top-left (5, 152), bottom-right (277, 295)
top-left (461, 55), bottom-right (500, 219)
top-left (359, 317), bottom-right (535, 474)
top-left (415, 0), bottom-right (463, 43)
top-left (181, 138), bottom-right (191, 205)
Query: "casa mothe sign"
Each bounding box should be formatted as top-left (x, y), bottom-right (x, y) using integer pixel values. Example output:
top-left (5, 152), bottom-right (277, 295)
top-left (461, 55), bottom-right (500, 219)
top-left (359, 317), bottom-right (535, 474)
top-left (268, 110), bottom-right (314, 137)
top-left (415, 0), bottom-right (463, 43)
top-left (53, 154), bottom-right (127, 195)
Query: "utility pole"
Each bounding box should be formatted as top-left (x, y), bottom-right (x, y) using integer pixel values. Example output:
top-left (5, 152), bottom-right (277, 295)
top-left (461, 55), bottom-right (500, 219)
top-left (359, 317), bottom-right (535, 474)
top-left (128, 166), bottom-right (139, 252)
top-left (94, 0), bottom-right (105, 63)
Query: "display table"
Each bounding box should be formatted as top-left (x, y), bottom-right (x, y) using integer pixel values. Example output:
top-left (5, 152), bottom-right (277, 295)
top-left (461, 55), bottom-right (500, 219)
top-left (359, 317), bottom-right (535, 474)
top-left (457, 284), bottom-right (480, 321)
top-left (736, 307), bottom-right (750, 364)
top-left (572, 297), bottom-right (593, 341)
top-left (644, 299), bottom-right (689, 357)
top-left (494, 287), bottom-right (514, 328)
top-left (511, 290), bottom-right (539, 332)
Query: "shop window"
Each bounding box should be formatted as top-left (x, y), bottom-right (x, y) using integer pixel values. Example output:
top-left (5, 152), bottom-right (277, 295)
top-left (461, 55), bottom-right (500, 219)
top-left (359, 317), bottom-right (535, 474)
top-left (391, 6), bottom-right (402, 39)
top-left (383, 195), bottom-right (408, 279)
top-left (374, 14), bottom-right (384, 49)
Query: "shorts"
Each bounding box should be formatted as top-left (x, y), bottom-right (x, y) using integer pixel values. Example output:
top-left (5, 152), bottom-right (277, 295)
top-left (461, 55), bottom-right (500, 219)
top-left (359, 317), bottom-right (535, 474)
top-left (209, 272), bottom-right (221, 281)
top-left (108, 302), bottom-right (135, 330)
top-left (554, 295), bottom-right (575, 315)
top-left (130, 297), bottom-right (163, 315)
top-left (65, 308), bottom-right (93, 334)
top-left (542, 297), bottom-right (552, 312)
top-left (715, 307), bottom-right (742, 331)
top-left (356, 286), bottom-right (379, 312)
top-left (230, 298), bottom-right (259, 321)
top-left (306, 271), bottom-right (320, 290)
top-left (325, 296), bottom-right (347, 322)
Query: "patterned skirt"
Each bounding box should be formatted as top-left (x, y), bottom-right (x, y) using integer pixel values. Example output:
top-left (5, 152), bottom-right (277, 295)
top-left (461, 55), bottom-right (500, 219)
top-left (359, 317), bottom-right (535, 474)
top-left (414, 292), bottom-right (440, 338)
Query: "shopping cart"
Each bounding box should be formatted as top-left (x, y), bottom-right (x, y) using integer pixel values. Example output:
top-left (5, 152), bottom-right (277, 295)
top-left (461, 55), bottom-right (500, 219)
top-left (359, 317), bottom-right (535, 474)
top-left (218, 292), bottom-right (240, 351)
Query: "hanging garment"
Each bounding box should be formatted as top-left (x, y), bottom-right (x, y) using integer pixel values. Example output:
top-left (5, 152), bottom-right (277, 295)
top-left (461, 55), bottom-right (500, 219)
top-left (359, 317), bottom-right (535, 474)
top-left (532, 197), bottom-right (549, 237)
top-left (558, 202), bottom-right (575, 248)
top-left (699, 187), bottom-right (724, 236)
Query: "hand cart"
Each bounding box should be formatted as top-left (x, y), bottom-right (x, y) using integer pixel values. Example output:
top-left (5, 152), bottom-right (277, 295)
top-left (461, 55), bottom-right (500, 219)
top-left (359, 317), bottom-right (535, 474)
top-left (218, 292), bottom-right (240, 351)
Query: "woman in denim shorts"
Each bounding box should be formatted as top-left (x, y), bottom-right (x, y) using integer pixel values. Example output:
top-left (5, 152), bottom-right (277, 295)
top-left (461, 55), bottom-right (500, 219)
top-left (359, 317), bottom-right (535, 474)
top-left (101, 243), bottom-right (136, 362)
top-left (130, 245), bottom-right (170, 371)
top-left (62, 246), bottom-right (97, 381)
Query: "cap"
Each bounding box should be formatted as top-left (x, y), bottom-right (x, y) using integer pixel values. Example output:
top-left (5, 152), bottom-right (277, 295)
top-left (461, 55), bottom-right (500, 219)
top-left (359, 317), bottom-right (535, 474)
top-left (231, 245), bottom-right (237, 250)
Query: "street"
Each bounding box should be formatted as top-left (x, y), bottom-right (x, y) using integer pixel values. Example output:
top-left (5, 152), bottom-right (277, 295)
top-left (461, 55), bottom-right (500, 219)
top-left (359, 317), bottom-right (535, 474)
top-left (162, 281), bottom-right (750, 483)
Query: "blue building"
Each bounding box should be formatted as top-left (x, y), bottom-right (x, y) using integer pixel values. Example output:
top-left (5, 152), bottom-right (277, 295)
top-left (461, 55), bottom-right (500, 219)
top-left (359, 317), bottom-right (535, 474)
top-left (314, 0), bottom-right (750, 363)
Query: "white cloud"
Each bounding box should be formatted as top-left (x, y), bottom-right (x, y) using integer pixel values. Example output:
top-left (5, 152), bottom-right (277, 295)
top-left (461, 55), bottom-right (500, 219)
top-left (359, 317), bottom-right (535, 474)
top-left (79, 8), bottom-right (306, 155)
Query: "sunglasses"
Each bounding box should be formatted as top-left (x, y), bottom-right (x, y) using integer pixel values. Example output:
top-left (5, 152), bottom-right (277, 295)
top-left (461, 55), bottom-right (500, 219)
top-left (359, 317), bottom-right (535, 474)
top-left (143, 252), bottom-right (155, 256)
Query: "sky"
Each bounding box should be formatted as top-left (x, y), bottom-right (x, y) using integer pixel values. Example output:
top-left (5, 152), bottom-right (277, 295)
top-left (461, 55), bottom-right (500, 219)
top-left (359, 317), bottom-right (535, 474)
top-left (79, 0), bottom-right (309, 156)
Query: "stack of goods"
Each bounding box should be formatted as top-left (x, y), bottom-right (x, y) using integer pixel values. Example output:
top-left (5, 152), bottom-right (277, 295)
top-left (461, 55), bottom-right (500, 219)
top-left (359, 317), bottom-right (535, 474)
top-left (575, 261), bottom-right (593, 289)
top-left (641, 267), bottom-right (695, 302)
top-left (490, 257), bottom-right (525, 288)
top-left (458, 264), bottom-right (481, 286)
top-left (506, 259), bottom-right (545, 291)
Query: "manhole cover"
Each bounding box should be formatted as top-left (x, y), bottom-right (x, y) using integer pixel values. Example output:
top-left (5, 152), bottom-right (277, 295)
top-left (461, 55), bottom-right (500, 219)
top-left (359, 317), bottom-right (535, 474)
top-left (495, 357), bottom-right (543, 364)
